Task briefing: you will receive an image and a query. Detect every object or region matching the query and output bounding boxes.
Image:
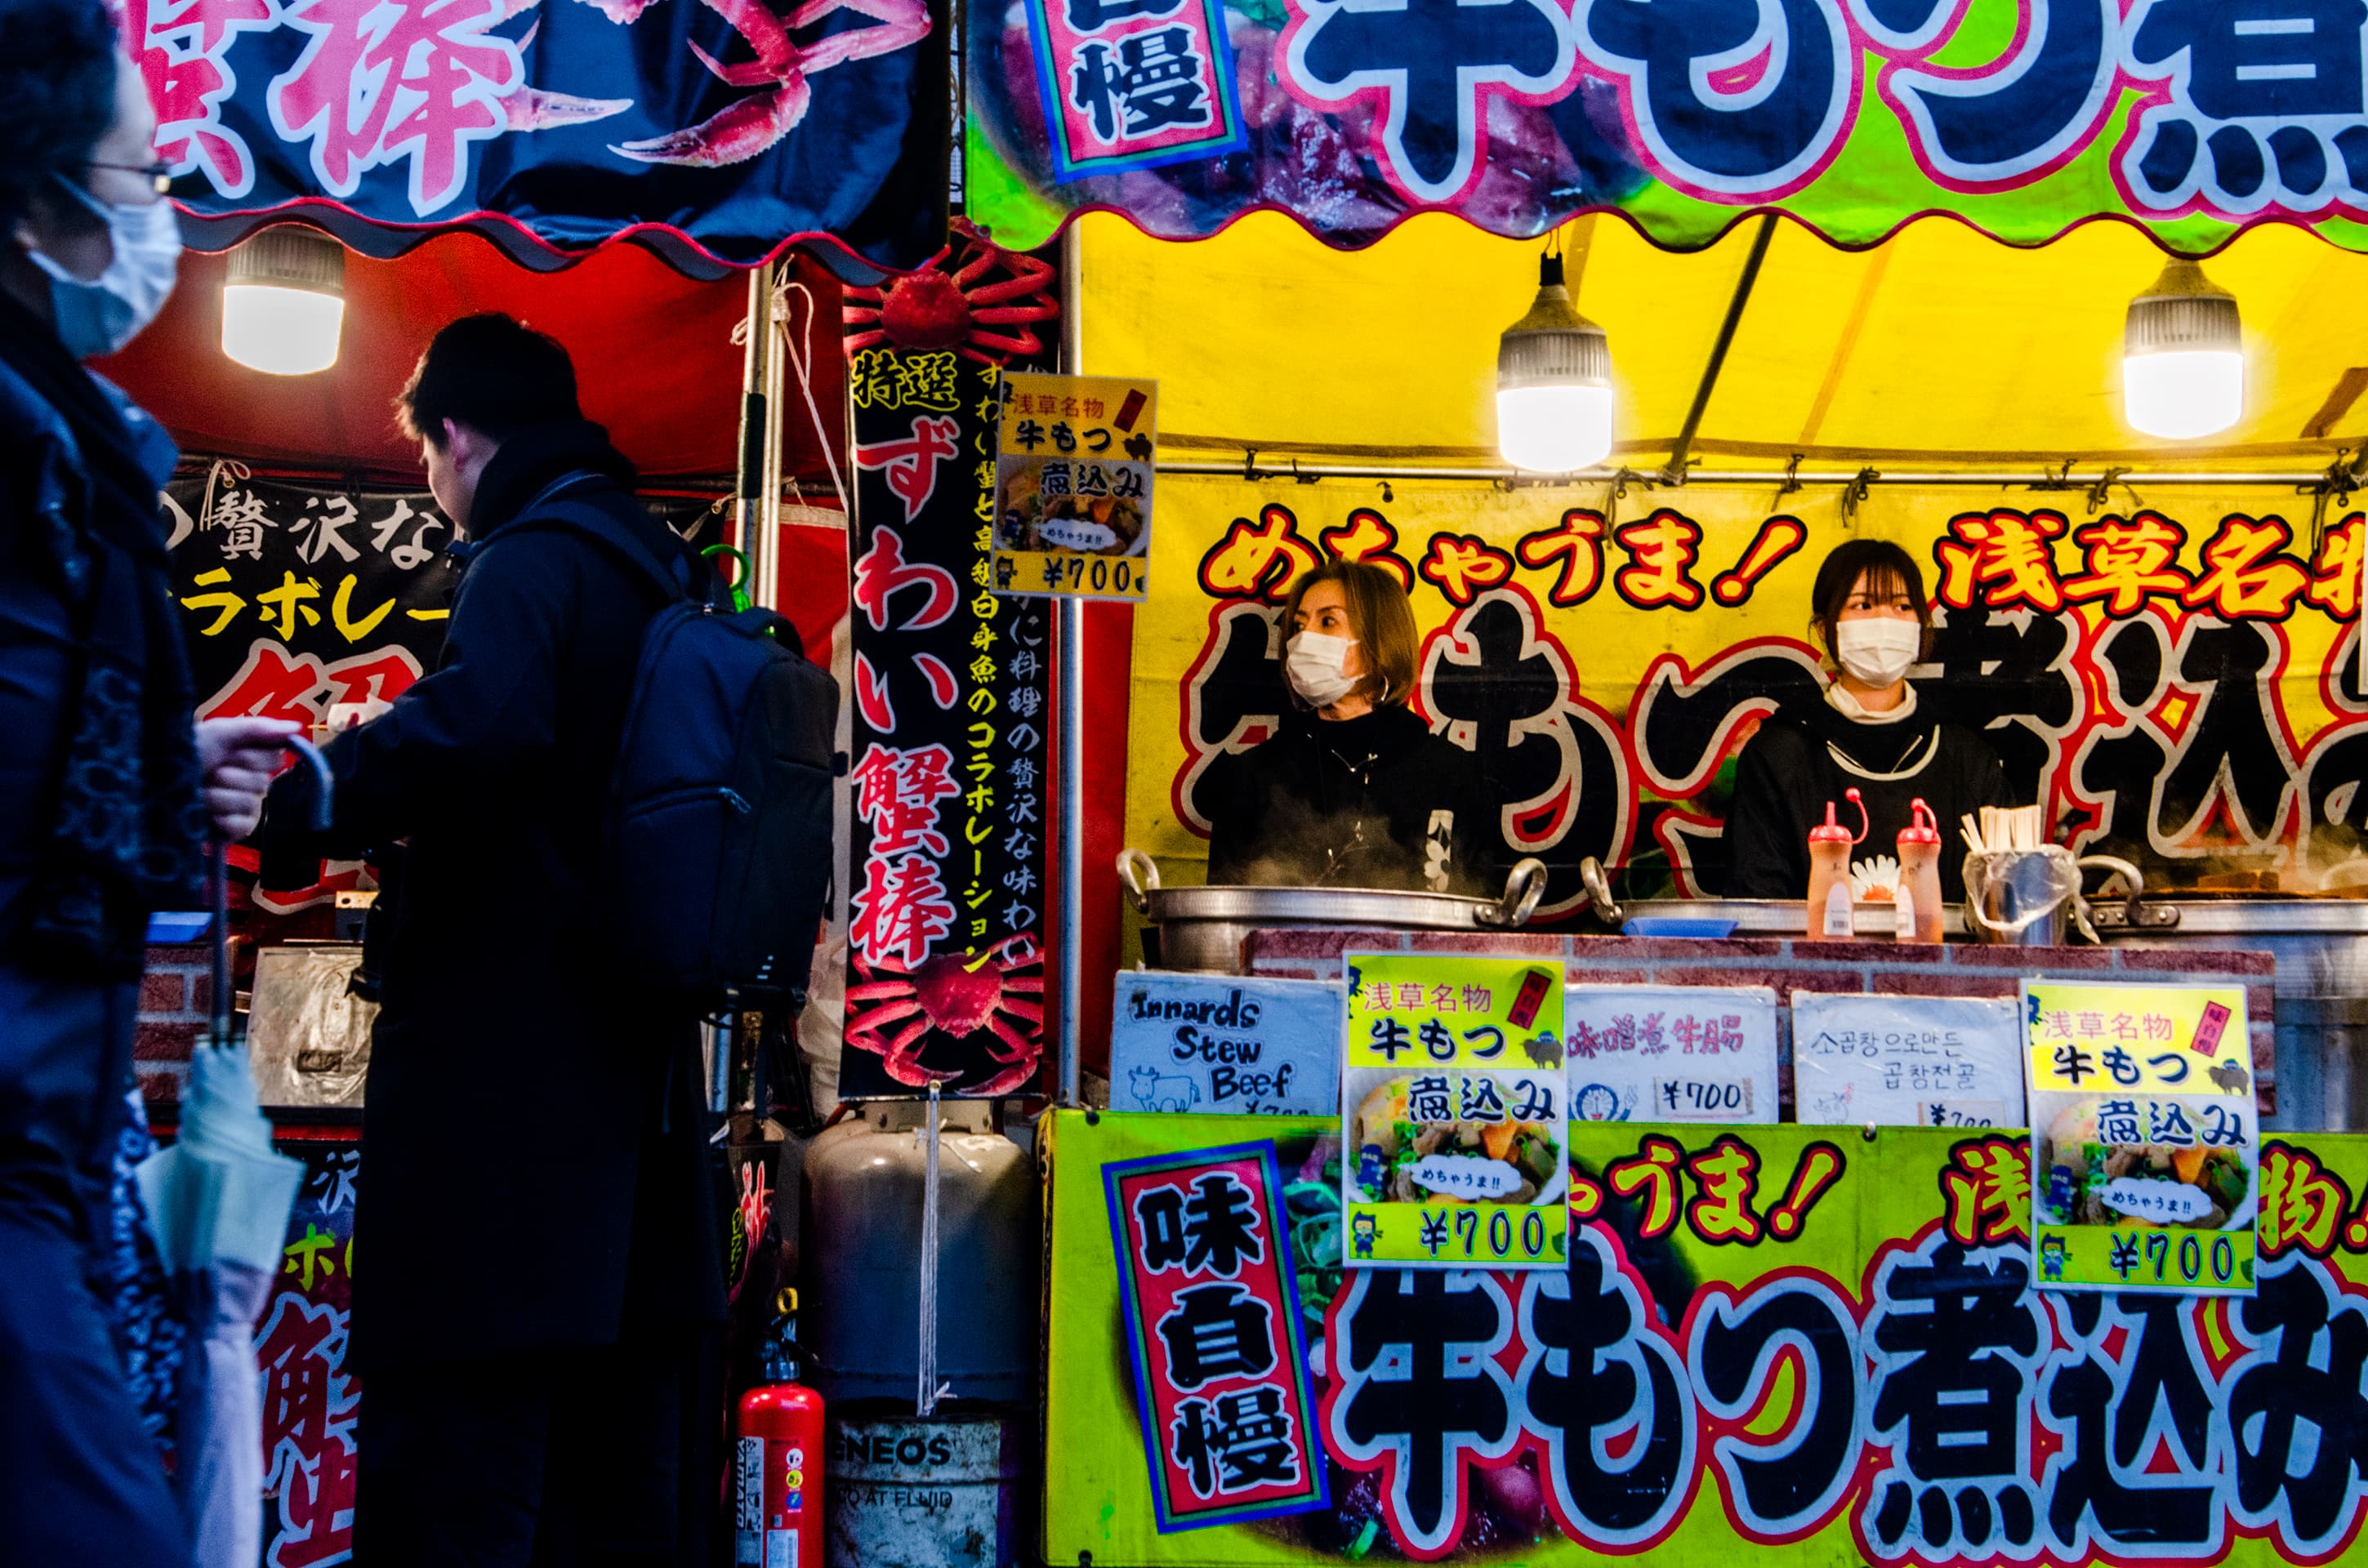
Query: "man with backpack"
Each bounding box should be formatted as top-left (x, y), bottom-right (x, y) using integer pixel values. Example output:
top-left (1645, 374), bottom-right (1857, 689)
top-left (260, 314), bottom-right (728, 1566)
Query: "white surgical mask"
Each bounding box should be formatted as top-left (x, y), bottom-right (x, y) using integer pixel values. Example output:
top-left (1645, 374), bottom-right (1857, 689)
top-left (27, 176), bottom-right (181, 360)
top-left (1834, 618), bottom-right (1921, 688)
top-left (1285, 630), bottom-right (1360, 708)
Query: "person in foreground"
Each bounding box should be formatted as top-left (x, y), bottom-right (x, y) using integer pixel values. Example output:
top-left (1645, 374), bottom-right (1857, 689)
top-left (259, 315), bottom-right (724, 1566)
top-left (1724, 538), bottom-right (2016, 905)
top-left (0, 7), bottom-right (296, 1564)
top-left (1202, 558), bottom-right (1487, 892)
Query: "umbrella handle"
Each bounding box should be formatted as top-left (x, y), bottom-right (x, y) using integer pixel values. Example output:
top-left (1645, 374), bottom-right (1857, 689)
top-left (205, 733), bottom-right (337, 1051)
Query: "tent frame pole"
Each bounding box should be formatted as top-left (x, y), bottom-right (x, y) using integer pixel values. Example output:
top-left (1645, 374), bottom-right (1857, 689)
top-left (1661, 212), bottom-right (1778, 487)
top-left (1055, 228), bottom-right (1086, 1107)
top-left (735, 268), bottom-right (773, 600)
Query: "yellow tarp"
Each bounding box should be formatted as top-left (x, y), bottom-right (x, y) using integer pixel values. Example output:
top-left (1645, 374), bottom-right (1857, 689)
top-left (1077, 211), bottom-right (2368, 471)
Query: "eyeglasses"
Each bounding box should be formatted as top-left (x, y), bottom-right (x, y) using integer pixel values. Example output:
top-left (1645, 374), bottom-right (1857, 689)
top-left (80, 160), bottom-right (176, 195)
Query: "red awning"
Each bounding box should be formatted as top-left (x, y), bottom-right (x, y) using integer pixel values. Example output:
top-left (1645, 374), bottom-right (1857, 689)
top-left (100, 229), bottom-right (846, 489)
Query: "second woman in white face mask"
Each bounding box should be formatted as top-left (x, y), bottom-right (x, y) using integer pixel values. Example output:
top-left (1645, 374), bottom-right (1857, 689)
top-left (1722, 539), bottom-right (2017, 907)
top-left (1201, 559), bottom-right (1487, 893)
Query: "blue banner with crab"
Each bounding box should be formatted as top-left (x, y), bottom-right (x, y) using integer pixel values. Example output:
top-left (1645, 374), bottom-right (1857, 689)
top-left (135, 0), bottom-right (948, 273)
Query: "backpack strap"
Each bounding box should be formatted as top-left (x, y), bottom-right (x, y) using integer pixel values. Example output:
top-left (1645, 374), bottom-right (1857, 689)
top-left (500, 488), bottom-right (701, 609)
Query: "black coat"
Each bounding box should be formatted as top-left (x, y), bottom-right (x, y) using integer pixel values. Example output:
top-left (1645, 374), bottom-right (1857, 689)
top-left (1724, 693), bottom-right (2015, 905)
top-left (1202, 705), bottom-right (1490, 893)
top-left (261, 421), bottom-right (724, 1370)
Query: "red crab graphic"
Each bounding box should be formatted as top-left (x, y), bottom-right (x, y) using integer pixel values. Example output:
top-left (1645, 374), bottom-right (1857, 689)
top-left (842, 219), bottom-right (1060, 365)
top-left (611, 0), bottom-right (932, 167)
top-left (845, 931), bottom-right (1044, 1095)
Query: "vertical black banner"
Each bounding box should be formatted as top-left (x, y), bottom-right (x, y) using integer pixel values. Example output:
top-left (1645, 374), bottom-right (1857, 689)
top-left (843, 350), bottom-right (1051, 1097)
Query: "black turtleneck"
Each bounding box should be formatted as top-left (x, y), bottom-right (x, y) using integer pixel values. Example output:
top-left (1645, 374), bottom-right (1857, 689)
top-left (1723, 693), bottom-right (2015, 905)
top-left (1202, 704), bottom-right (1490, 893)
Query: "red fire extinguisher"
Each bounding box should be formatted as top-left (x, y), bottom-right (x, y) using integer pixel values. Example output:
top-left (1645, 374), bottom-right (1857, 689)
top-left (737, 1287), bottom-right (825, 1568)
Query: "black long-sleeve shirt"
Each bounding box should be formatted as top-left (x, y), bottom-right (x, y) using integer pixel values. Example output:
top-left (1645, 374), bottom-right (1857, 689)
top-left (1724, 694), bottom-right (2015, 905)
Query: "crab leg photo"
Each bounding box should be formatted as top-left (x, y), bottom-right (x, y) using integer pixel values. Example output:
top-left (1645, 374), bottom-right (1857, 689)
top-left (613, 0), bottom-right (932, 166)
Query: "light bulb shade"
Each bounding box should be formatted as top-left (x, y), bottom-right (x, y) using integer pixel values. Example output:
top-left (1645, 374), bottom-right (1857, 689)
top-left (1497, 385), bottom-right (1615, 472)
top-left (2122, 259), bottom-right (2241, 439)
top-left (1496, 259), bottom-right (1614, 472)
top-left (222, 226), bottom-right (345, 376)
top-left (221, 286), bottom-right (344, 376)
top-left (2124, 349), bottom-right (2244, 441)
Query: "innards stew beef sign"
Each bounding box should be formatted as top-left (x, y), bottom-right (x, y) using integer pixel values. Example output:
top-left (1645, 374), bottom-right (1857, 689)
top-left (844, 350), bottom-right (1052, 1097)
top-left (1047, 1115), bottom-right (2368, 1568)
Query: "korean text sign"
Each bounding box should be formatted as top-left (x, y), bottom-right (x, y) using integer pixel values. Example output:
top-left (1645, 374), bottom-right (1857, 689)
top-left (1341, 953), bottom-right (1568, 1269)
top-left (2024, 979), bottom-right (2259, 1294)
top-left (1111, 973), bottom-right (1343, 1116)
top-left (1104, 1142), bottom-right (1327, 1531)
top-left (1048, 1111), bottom-right (2368, 1568)
top-left (1794, 991), bottom-right (2024, 1129)
top-left (993, 372), bottom-right (1156, 601)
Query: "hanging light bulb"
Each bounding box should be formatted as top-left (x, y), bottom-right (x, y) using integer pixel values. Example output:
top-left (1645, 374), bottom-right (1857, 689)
top-left (221, 225), bottom-right (345, 376)
top-left (2122, 259), bottom-right (2242, 441)
top-left (1496, 250), bottom-right (1613, 473)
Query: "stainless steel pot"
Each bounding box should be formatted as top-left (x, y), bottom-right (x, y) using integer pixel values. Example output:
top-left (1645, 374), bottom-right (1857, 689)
top-left (1117, 849), bottom-right (1548, 974)
top-left (2092, 897), bottom-right (2368, 1131)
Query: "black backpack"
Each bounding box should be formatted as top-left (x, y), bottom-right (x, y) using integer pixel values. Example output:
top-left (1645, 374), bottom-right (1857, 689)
top-left (521, 492), bottom-right (839, 1011)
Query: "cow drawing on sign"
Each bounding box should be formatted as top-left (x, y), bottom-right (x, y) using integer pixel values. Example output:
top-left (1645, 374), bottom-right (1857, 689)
top-left (1130, 1067), bottom-right (1202, 1113)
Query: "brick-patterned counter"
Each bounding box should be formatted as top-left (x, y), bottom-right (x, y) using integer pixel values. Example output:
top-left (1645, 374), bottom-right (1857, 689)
top-left (136, 941), bottom-right (217, 1102)
top-left (1242, 929), bottom-right (2279, 1121)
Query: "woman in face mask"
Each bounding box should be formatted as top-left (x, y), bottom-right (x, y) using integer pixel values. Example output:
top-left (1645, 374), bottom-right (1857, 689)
top-left (1723, 539), bottom-right (2016, 907)
top-left (1201, 559), bottom-right (1487, 892)
top-left (1, 11), bottom-right (297, 1566)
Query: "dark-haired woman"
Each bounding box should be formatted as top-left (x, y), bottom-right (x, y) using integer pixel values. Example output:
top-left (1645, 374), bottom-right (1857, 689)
top-left (2, 15), bottom-right (294, 1565)
top-left (1202, 559), bottom-right (1487, 892)
top-left (1724, 540), bottom-right (2014, 905)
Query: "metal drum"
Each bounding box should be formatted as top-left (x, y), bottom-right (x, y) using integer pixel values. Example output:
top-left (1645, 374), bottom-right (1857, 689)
top-left (1117, 849), bottom-right (1548, 974)
top-left (825, 1414), bottom-right (1024, 1568)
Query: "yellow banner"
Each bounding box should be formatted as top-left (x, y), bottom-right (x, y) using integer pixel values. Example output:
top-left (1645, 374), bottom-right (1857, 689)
top-left (1125, 479), bottom-right (2365, 921)
top-left (1047, 1111), bottom-right (2368, 1566)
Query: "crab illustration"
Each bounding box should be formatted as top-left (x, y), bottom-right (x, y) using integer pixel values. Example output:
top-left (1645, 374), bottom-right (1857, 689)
top-left (844, 931), bottom-right (1044, 1095)
top-left (842, 219), bottom-right (1061, 365)
top-left (611, 0), bottom-right (932, 167)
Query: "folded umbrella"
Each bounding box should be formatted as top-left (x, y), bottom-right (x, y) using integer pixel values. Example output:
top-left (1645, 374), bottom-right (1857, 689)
top-left (135, 737), bottom-right (330, 1568)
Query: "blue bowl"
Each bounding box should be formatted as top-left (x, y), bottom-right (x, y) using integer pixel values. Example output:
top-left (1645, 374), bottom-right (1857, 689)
top-left (145, 911), bottom-right (212, 945)
top-left (1621, 916), bottom-right (1738, 940)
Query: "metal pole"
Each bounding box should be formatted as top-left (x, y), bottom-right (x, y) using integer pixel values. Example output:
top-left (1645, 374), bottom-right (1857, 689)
top-left (1150, 458), bottom-right (2348, 488)
top-left (759, 263), bottom-right (787, 612)
top-left (735, 268), bottom-right (771, 586)
top-left (1056, 226), bottom-right (1085, 1107)
top-left (1662, 212), bottom-right (1778, 487)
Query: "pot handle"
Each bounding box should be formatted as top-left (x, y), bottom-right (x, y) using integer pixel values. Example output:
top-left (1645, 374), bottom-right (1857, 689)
top-left (1481, 858), bottom-right (1549, 928)
top-left (2073, 853), bottom-right (2172, 931)
top-left (1579, 856), bottom-right (1623, 926)
top-left (1117, 848), bottom-right (1161, 914)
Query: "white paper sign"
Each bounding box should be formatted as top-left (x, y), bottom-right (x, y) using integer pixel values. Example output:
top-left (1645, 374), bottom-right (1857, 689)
top-left (1563, 984), bottom-right (1781, 1124)
top-left (1792, 991), bottom-right (2024, 1129)
top-left (1108, 973), bottom-right (1342, 1116)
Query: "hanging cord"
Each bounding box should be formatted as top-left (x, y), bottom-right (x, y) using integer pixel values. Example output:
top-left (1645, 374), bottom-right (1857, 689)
top-left (1841, 466), bottom-right (1880, 520)
top-left (778, 278), bottom-right (850, 517)
top-left (2085, 466), bottom-right (2133, 514)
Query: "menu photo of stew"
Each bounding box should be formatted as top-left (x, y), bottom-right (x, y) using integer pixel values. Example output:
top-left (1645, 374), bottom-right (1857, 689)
top-left (1339, 953), bottom-right (1568, 1270)
top-left (2022, 979), bottom-right (2259, 1295)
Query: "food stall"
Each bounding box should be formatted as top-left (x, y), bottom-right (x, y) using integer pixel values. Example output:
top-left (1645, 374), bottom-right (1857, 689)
top-left (961, 2), bottom-right (2368, 1566)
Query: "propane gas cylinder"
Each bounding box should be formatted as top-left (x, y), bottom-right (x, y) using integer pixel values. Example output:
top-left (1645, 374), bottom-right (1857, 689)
top-left (737, 1289), bottom-right (825, 1568)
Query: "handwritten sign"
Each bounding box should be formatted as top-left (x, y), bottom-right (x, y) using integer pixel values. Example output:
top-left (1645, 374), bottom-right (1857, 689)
top-left (1563, 984), bottom-right (1780, 1125)
top-left (1110, 973), bottom-right (1341, 1116)
top-left (1792, 991), bottom-right (2023, 1129)
top-left (1340, 952), bottom-right (1568, 1270)
top-left (2023, 979), bottom-right (2259, 1295)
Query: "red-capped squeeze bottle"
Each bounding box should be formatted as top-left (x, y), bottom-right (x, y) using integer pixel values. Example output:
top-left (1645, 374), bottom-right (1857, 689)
top-left (736, 1288), bottom-right (825, 1568)
top-left (1805, 789), bottom-right (1865, 940)
top-left (1894, 798), bottom-right (1945, 944)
